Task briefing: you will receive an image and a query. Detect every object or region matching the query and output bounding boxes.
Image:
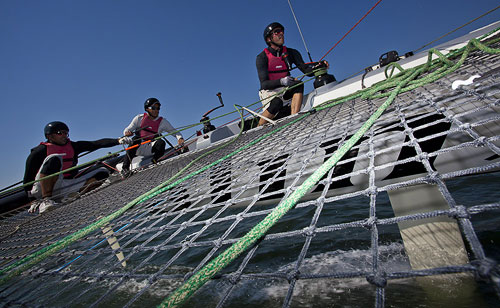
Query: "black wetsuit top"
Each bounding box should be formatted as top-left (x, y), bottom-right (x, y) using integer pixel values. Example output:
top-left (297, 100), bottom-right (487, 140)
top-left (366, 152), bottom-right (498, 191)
top-left (256, 46), bottom-right (313, 90)
top-left (23, 138), bottom-right (119, 191)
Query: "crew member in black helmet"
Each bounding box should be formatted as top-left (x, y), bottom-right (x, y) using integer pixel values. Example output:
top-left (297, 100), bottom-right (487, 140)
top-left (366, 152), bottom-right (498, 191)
top-left (23, 121), bottom-right (126, 213)
top-left (256, 22), bottom-right (329, 125)
top-left (120, 97), bottom-right (184, 174)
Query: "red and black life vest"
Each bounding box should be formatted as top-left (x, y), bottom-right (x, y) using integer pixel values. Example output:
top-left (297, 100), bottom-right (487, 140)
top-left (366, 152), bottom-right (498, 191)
top-left (41, 140), bottom-right (75, 177)
top-left (264, 46), bottom-right (290, 80)
top-left (139, 113), bottom-right (163, 140)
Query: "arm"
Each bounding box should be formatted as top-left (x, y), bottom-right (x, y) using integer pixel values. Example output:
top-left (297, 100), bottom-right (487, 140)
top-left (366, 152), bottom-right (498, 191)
top-left (123, 114), bottom-right (142, 136)
top-left (289, 48), bottom-right (329, 76)
top-left (159, 119), bottom-right (184, 144)
top-left (256, 51), bottom-right (282, 90)
top-left (288, 48), bottom-right (314, 76)
top-left (71, 139), bottom-right (120, 155)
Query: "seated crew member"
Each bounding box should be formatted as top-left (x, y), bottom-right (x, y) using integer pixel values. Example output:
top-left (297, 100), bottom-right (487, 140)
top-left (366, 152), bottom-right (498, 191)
top-left (24, 121), bottom-right (126, 213)
top-left (256, 22), bottom-right (329, 126)
top-left (121, 97), bottom-right (184, 173)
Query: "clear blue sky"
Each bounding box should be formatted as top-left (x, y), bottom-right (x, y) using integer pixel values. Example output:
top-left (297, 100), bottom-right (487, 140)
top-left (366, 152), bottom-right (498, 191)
top-left (1, 0), bottom-right (499, 190)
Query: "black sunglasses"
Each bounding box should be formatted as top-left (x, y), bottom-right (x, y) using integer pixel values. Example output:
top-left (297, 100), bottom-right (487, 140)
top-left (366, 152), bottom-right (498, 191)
top-left (148, 106), bottom-right (161, 111)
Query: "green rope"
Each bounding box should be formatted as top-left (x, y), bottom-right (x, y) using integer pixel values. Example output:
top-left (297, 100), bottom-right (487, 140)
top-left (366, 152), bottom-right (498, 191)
top-left (1, 26), bottom-right (498, 303)
top-left (0, 107), bottom-right (308, 284)
top-left (161, 62), bottom-right (421, 308)
top-left (160, 29), bottom-right (500, 308)
top-left (0, 63), bottom-right (324, 283)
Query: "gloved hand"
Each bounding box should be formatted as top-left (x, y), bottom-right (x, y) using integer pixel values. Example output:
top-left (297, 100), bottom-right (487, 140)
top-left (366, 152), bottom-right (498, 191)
top-left (280, 76), bottom-right (297, 87)
top-left (313, 60), bottom-right (329, 69)
top-left (118, 136), bottom-right (133, 145)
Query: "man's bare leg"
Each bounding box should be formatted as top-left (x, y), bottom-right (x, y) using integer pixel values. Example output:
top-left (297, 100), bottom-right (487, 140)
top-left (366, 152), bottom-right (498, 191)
top-left (291, 92), bottom-right (303, 115)
top-left (40, 173), bottom-right (58, 198)
top-left (258, 109), bottom-right (276, 126)
top-left (80, 177), bottom-right (102, 195)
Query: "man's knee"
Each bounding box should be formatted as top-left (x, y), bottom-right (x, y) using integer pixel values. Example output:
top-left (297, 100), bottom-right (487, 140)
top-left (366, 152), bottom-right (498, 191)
top-left (40, 156), bottom-right (62, 175)
top-left (266, 97), bottom-right (283, 115)
top-left (153, 139), bottom-right (166, 151)
top-left (93, 170), bottom-right (109, 181)
top-left (283, 84), bottom-right (304, 100)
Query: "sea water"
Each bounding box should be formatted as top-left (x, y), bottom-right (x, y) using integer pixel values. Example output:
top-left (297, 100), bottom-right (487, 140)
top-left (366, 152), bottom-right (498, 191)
top-left (28, 173), bottom-right (500, 307)
top-left (177, 174), bottom-right (499, 307)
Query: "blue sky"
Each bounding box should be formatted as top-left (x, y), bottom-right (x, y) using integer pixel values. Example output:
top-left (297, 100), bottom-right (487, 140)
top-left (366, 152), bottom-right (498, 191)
top-left (1, 0), bottom-right (499, 190)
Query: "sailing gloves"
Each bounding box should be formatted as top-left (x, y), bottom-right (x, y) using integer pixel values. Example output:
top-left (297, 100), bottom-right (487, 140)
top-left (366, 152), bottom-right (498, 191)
top-left (118, 136), bottom-right (134, 145)
top-left (280, 76), bottom-right (300, 87)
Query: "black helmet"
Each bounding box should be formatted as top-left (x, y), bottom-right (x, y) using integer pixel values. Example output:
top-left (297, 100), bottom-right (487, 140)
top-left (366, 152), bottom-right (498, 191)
top-left (144, 97), bottom-right (161, 110)
top-left (44, 121), bottom-right (69, 137)
top-left (263, 22), bottom-right (284, 41)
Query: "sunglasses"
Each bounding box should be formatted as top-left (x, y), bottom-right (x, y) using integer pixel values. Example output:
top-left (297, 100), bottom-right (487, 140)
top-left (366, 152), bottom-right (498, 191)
top-left (272, 28), bottom-right (284, 35)
top-left (54, 130), bottom-right (68, 136)
top-left (148, 106), bottom-right (161, 111)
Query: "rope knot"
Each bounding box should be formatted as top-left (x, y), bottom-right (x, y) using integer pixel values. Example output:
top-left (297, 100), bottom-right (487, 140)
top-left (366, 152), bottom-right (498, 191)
top-left (463, 89), bottom-right (475, 97)
top-left (365, 186), bottom-right (378, 196)
top-left (366, 166), bottom-right (375, 174)
top-left (475, 136), bottom-right (487, 147)
top-left (303, 226), bottom-right (316, 237)
top-left (213, 239), bottom-right (223, 249)
top-left (438, 107), bottom-right (447, 114)
top-left (316, 197), bottom-right (325, 207)
top-left (363, 217), bottom-right (377, 229)
top-left (448, 205), bottom-right (470, 219)
top-left (417, 152), bottom-right (429, 162)
top-left (477, 93), bottom-right (486, 100)
top-left (426, 172), bottom-right (441, 184)
top-left (459, 123), bottom-right (471, 130)
top-left (227, 273), bottom-right (241, 285)
top-left (366, 272), bottom-right (387, 288)
top-left (286, 269), bottom-right (300, 283)
top-left (472, 258), bottom-right (498, 280)
top-left (235, 213), bottom-right (244, 222)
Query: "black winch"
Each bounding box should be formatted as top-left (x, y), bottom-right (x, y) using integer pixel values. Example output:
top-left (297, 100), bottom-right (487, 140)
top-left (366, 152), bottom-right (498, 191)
top-left (313, 62), bottom-right (337, 89)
